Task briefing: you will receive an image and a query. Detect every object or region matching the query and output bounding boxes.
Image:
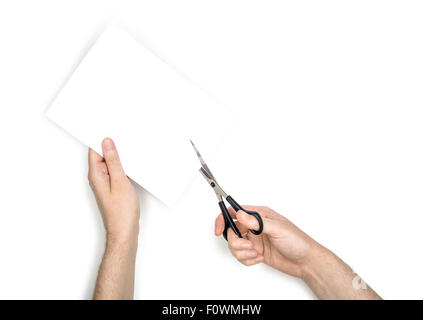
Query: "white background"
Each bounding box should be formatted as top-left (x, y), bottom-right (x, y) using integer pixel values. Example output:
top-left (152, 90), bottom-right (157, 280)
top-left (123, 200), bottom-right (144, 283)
top-left (0, 1), bottom-right (422, 299)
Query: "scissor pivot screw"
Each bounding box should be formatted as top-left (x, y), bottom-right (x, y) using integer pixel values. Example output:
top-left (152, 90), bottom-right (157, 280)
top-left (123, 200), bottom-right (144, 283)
top-left (210, 182), bottom-right (216, 187)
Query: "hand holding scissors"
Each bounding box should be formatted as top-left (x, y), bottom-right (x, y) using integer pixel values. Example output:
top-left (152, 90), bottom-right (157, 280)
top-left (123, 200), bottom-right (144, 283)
top-left (191, 141), bottom-right (263, 240)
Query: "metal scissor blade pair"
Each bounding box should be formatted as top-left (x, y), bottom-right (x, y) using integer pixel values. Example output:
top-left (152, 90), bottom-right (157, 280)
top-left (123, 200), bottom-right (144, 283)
top-left (190, 139), bottom-right (264, 240)
top-left (190, 140), bottom-right (216, 181)
top-left (191, 140), bottom-right (227, 200)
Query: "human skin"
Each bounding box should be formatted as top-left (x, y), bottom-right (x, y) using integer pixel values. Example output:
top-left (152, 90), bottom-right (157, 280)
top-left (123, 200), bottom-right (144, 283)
top-left (215, 206), bottom-right (382, 300)
top-left (88, 138), bottom-right (140, 300)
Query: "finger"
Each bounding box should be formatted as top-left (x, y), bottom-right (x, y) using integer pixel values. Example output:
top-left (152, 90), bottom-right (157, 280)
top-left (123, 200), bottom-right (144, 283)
top-left (227, 206), bottom-right (237, 218)
top-left (236, 210), bottom-right (279, 237)
top-left (242, 205), bottom-right (283, 220)
top-left (88, 148), bottom-right (104, 168)
top-left (231, 249), bottom-right (258, 260)
top-left (236, 210), bottom-right (260, 231)
top-left (234, 220), bottom-right (248, 235)
top-left (227, 227), bottom-right (241, 243)
top-left (102, 138), bottom-right (125, 183)
top-left (228, 234), bottom-right (253, 250)
top-left (241, 255), bottom-right (264, 266)
top-left (227, 228), bottom-right (253, 249)
top-left (88, 148), bottom-right (109, 193)
top-left (215, 214), bottom-right (225, 236)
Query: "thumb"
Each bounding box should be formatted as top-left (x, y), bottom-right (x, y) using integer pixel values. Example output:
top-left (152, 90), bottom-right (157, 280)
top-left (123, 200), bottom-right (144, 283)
top-left (102, 138), bottom-right (125, 182)
top-left (236, 210), bottom-right (280, 237)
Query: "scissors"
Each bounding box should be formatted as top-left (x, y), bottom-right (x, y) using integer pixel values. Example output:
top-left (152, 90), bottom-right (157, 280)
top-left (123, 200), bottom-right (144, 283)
top-left (191, 140), bottom-right (264, 240)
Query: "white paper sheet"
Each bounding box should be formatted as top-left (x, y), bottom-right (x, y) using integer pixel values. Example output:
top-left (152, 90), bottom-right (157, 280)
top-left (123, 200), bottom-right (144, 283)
top-left (46, 25), bottom-right (232, 206)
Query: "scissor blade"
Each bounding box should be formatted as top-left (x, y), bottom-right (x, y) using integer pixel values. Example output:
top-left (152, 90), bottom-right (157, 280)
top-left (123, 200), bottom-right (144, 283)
top-left (200, 167), bottom-right (212, 180)
top-left (190, 140), bottom-right (216, 180)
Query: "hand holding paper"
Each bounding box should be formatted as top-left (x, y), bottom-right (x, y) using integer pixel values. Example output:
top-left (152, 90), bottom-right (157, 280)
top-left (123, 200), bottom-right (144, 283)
top-left (88, 138), bottom-right (140, 242)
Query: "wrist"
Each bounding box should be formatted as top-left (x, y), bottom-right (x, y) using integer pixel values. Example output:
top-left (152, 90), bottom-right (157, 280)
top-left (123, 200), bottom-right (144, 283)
top-left (106, 227), bottom-right (139, 249)
top-left (106, 235), bottom-right (138, 257)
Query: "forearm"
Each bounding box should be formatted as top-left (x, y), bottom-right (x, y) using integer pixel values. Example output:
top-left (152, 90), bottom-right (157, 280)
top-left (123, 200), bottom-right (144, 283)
top-left (301, 244), bottom-right (381, 300)
top-left (93, 236), bottom-right (138, 300)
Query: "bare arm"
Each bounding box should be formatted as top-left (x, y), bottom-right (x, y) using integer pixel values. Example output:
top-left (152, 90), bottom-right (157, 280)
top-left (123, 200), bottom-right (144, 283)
top-left (301, 244), bottom-right (380, 299)
top-left (94, 238), bottom-right (138, 299)
top-left (88, 138), bottom-right (140, 300)
top-left (215, 206), bottom-right (381, 300)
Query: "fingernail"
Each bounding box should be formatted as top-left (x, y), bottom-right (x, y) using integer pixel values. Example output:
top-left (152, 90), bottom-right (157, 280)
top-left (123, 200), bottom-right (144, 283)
top-left (255, 256), bottom-right (264, 262)
top-left (241, 243), bottom-right (251, 249)
top-left (103, 138), bottom-right (114, 150)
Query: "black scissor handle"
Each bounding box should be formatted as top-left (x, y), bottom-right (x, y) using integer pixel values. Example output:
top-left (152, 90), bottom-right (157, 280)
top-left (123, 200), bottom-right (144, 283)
top-left (219, 201), bottom-right (242, 240)
top-left (226, 195), bottom-right (264, 236)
